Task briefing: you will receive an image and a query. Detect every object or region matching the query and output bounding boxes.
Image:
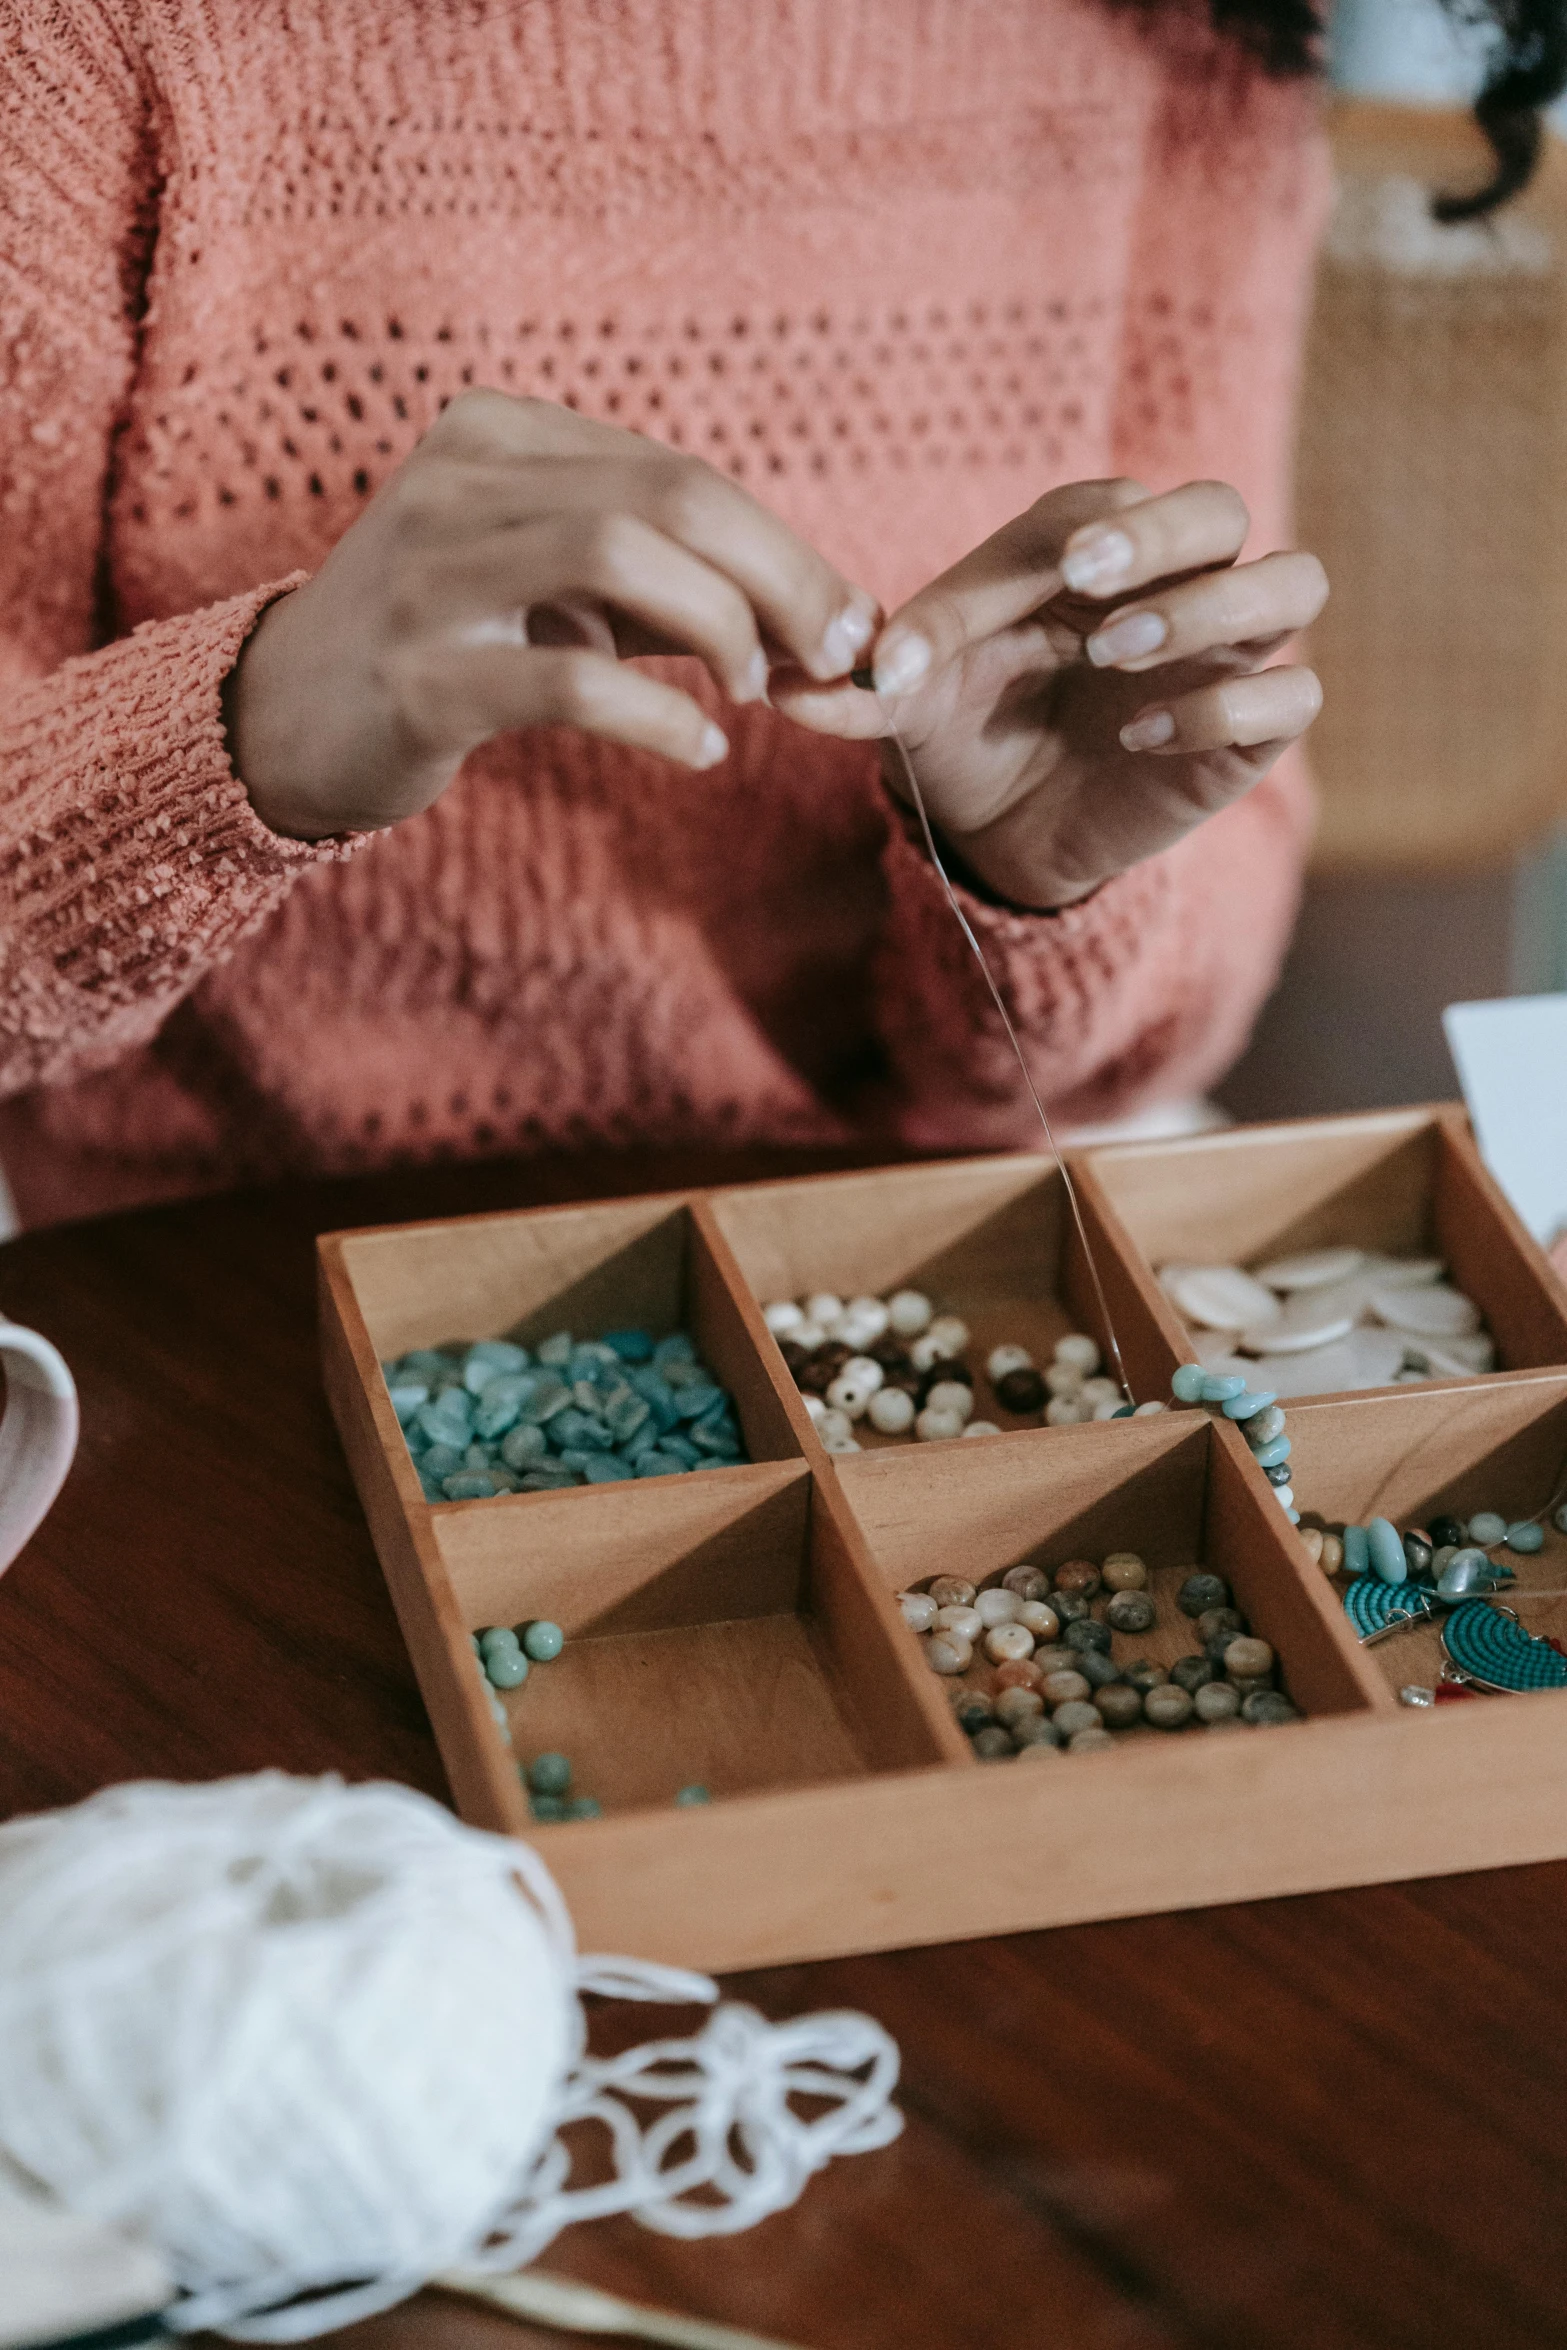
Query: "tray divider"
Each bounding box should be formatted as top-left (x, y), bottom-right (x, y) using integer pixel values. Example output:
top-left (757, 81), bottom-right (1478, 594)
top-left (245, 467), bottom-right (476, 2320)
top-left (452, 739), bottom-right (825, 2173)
top-left (1434, 1109), bottom-right (1567, 1373)
top-left (318, 1240), bottom-right (529, 1834)
top-left (688, 1197), bottom-right (830, 1466)
top-left (1062, 1154), bottom-right (1189, 1402)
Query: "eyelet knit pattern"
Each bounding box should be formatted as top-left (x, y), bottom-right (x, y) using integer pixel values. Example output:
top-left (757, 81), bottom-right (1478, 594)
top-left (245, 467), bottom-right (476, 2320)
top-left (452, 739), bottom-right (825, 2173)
top-left (0, 0), bottom-right (1327, 1224)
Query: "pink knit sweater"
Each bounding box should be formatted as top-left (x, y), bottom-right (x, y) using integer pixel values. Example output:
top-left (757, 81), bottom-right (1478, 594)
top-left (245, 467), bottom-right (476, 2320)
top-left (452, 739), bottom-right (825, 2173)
top-left (0, 0), bottom-right (1327, 1228)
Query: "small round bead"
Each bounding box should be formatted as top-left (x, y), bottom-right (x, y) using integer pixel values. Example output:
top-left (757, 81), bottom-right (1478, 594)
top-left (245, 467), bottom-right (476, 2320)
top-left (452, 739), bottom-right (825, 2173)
top-left (1170, 1654), bottom-right (1216, 1695)
top-left (987, 1344), bottom-right (1035, 1382)
top-left (528, 1752), bottom-right (572, 1795)
top-left (485, 1648), bottom-right (529, 1689)
top-left (674, 1783), bottom-right (712, 1805)
top-left (994, 1685), bottom-right (1045, 1726)
top-left (521, 1620), bottom-right (564, 1662)
top-left (1068, 1728), bottom-right (1116, 1752)
top-left (1017, 1600), bottom-right (1061, 1640)
top-left (899, 1591), bottom-right (938, 1632)
top-left (818, 1407), bottom-right (855, 1446)
top-left (1052, 1699), bottom-right (1104, 1738)
top-left (1064, 1617), bottom-right (1112, 1655)
top-left (1197, 1607), bottom-right (1246, 1645)
top-left (1194, 1680), bottom-right (1242, 1723)
top-left (915, 1405), bottom-right (966, 1442)
top-left (926, 1632), bottom-right (972, 1674)
top-left (826, 1373), bottom-right (878, 1419)
top-left (1003, 1564), bottom-right (1051, 1602)
top-left (925, 1378), bottom-right (975, 1424)
top-left (1144, 1685), bottom-right (1195, 1731)
top-left (1171, 1363), bottom-right (1208, 1403)
top-left (1041, 1668), bottom-right (1092, 1707)
top-left (886, 1288), bottom-right (934, 1336)
top-left (1046, 1362), bottom-right (1085, 1398)
top-left (801, 1394), bottom-right (829, 1426)
top-left (1123, 1660), bottom-right (1170, 1693)
top-left (1080, 1377), bottom-right (1122, 1408)
top-left (1298, 1526), bottom-right (1325, 1568)
top-left (480, 1625), bottom-right (521, 1654)
top-left (763, 1300), bottom-right (805, 1335)
top-left (930, 1576), bottom-right (976, 1608)
top-left (1243, 1690), bottom-right (1300, 1726)
top-left (1320, 1532), bottom-right (1345, 1574)
top-left (1052, 1591), bottom-right (1090, 1624)
top-left (934, 1604), bottom-right (983, 1641)
top-left (805, 1292), bottom-right (844, 1331)
top-left (791, 1319), bottom-right (828, 1352)
top-left (1095, 1683), bottom-right (1144, 1730)
top-left (1013, 1714), bottom-right (1062, 1751)
top-left (918, 1360), bottom-right (974, 1401)
top-left (529, 1794), bottom-right (566, 1822)
top-left (1223, 1635), bottom-right (1275, 1682)
top-left (926, 1314), bottom-right (970, 1358)
top-left (1032, 1645), bottom-right (1076, 1675)
top-left (971, 1725), bottom-right (1016, 1760)
top-left (962, 1420), bottom-right (1003, 1439)
top-left (1178, 1572), bottom-right (1229, 1618)
top-left (820, 1430), bottom-right (862, 1455)
top-left (986, 1623), bottom-right (1036, 1664)
top-left (974, 1587), bottom-right (1023, 1627)
top-left (1055, 1334), bottom-right (1101, 1375)
top-left (1132, 1400), bottom-right (1167, 1417)
top-left (1077, 1649), bottom-right (1122, 1691)
top-left (1429, 1513), bottom-right (1466, 1549)
top-left (951, 1688), bottom-right (994, 1732)
top-left (1046, 1395), bottom-right (1090, 1426)
top-left (1053, 1559), bottom-right (1101, 1600)
top-left (1101, 1553), bottom-right (1148, 1591)
top-left (993, 1657), bottom-right (1045, 1693)
top-left (1467, 1511), bottom-right (1508, 1547)
top-left (995, 1368), bottom-right (1047, 1414)
top-left (844, 1296), bottom-right (890, 1340)
top-left (1106, 1591), bottom-right (1156, 1634)
top-left (1505, 1520), bottom-right (1545, 1554)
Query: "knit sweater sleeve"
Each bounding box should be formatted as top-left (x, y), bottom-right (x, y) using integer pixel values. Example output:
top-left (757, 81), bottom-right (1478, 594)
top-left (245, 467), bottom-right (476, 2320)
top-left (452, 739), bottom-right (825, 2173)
top-left (870, 47), bottom-right (1326, 1147)
top-left (0, 3), bottom-right (354, 1100)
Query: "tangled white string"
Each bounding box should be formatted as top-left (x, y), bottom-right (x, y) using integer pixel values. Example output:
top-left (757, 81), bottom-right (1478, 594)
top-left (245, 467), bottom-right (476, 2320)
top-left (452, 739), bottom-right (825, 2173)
top-left (0, 1774), bottom-right (901, 2342)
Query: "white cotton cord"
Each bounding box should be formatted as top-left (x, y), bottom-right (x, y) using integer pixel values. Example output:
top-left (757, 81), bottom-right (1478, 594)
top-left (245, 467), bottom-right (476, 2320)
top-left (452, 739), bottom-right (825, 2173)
top-left (0, 1775), bottom-right (900, 2344)
top-left (876, 699), bottom-right (1136, 1404)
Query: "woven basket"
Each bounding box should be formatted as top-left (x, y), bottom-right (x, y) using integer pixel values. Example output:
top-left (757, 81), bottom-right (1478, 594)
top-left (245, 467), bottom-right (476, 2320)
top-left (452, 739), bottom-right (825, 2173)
top-left (1297, 104), bottom-right (1567, 872)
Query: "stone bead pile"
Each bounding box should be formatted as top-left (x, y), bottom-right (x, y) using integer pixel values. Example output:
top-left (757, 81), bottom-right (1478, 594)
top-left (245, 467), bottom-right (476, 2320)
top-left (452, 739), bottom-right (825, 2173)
top-left (1160, 1246), bottom-right (1495, 1400)
top-left (1324, 1503), bottom-right (1551, 1593)
top-left (898, 1557), bottom-right (1300, 1755)
top-left (383, 1328), bottom-right (746, 1501)
top-left (761, 1287), bottom-right (1161, 1454)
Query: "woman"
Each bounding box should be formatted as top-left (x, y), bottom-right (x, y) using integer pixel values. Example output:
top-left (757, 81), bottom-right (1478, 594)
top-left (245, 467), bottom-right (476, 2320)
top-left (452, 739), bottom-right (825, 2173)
top-left (0, 0), bottom-right (1552, 1226)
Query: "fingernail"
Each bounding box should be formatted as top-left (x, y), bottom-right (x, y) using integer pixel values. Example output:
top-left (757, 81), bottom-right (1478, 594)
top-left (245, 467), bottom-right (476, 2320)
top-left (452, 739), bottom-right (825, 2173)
top-left (873, 631), bottom-right (932, 697)
top-left (695, 723), bottom-right (730, 769)
top-left (1120, 709), bottom-right (1176, 752)
top-left (1087, 609), bottom-right (1167, 668)
top-left (1060, 526), bottom-right (1134, 594)
top-left (741, 648), bottom-right (769, 703)
top-left (819, 601), bottom-right (876, 678)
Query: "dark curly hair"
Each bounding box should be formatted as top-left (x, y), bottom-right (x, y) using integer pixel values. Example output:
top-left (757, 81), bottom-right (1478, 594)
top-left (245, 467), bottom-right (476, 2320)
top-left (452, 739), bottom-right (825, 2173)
top-left (1199, 0), bottom-right (1567, 216)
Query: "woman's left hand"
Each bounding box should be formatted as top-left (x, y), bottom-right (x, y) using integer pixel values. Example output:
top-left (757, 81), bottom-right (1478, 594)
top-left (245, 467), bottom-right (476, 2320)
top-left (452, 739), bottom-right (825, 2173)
top-left (770, 478), bottom-right (1327, 909)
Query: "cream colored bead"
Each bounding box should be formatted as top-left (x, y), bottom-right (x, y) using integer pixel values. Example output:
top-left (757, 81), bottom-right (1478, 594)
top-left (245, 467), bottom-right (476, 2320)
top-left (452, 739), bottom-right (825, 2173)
top-left (801, 1394), bottom-right (828, 1426)
top-left (826, 1372), bottom-right (878, 1419)
top-left (926, 1314), bottom-right (970, 1358)
top-left (763, 1300), bottom-right (804, 1335)
top-left (1046, 1396), bottom-right (1088, 1426)
top-left (899, 1591), bottom-right (938, 1631)
top-left (961, 1420), bottom-right (1001, 1438)
top-left (1055, 1333), bottom-right (1101, 1375)
top-left (908, 1332), bottom-right (947, 1373)
top-left (805, 1292), bottom-right (844, 1331)
top-left (987, 1344), bottom-right (1034, 1382)
top-left (820, 1430), bottom-right (862, 1455)
top-left (929, 1576), bottom-right (976, 1607)
top-left (867, 1386), bottom-right (916, 1436)
top-left (926, 1632), bottom-right (972, 1674)
top-left (844, 1296), bottom-right (890, 1341)
top-left (1298, 1525), bottom-right (1325, 1569)
top-left (1101, 1553), bottom-right (1147, 1592)
top-left (837, 1312), bottom-right (884, 1351)
top-left (973, 1588), bottom-right (1022, 1627)
top-left (1080, 1376), bottom-right (1120, 1407)
top-left (933, 1604), bottom-right (983, 1641)
top-left (1045, 1363), bottom-right (1084, 1398)
top-left (924, 1378), bottom-right (974, 1424)
top-left (916, 1405), bottom-right (966, 1442)
top-left (841, 1354), bottom-right (885, 1391)
top-left (1017, 1599), bottom-right (1061, 1639)
top-left (1132, 1400), bottom-right (1167, 1416)
top-left (886, 1288), bottom-right (934, 1336)
top-left (1091, 1398), bottom-right (1122, 1421)
top-left (818, 1407), bottom-right (855, 1446)
top-left (985, 1622), bottom-right (1035, 1664)
top-left (1320, 1532), bottom-right (1345, 1573)
top-left (791, 1318), bottom-right (828, 1351)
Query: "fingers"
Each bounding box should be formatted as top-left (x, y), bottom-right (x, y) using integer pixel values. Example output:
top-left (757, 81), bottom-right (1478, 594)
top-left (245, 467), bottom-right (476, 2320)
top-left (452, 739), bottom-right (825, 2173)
top-left (1118, 664), bottom-right (1323, 759)
top-left (1058, 480), bottom-right (1250, 601)
top-left (868, 478), bottom-right (1149, 698)
top-left (417, 513), bottom-right (768, 705)
top-left (392, 640), bottom-right (731, 772)
top-left (1083, 550), bottom-right (1328, 674)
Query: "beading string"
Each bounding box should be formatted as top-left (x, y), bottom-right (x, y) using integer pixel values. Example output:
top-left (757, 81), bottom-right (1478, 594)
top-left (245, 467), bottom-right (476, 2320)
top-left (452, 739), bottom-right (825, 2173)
top-left (873, 694), bottom-right (1136, 1406)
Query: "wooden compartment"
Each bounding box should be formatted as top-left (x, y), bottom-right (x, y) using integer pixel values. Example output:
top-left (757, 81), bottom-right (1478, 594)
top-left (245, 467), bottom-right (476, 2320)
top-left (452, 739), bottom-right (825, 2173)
top-left (1080, 1105), bottom-right (1567, 1399)
top-left (1284, 1374), bottom-right (1567, 1704)
top-left (704, 1155), bottom-right (1174, 1453)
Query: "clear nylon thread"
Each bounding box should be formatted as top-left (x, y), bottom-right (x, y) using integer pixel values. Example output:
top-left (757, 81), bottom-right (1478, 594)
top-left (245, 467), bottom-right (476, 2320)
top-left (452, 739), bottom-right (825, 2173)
top-left (874, 696), bottom-right (1136, 1405)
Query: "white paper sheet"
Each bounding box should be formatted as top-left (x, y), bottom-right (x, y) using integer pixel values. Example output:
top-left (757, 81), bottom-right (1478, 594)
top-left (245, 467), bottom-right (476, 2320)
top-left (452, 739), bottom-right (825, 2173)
top-left (1443, 993), bottom-right (1567, 1246)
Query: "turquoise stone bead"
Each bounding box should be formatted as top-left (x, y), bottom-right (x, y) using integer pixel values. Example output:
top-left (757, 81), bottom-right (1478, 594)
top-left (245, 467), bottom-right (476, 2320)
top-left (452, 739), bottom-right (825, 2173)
top-left (1438, 1546), bottom-right (1502, 1600)
top-left (675, 1382), bottom-right (725, 1422)
top-left (1200, 1373), bottom-right (1248, 1402)
top-left (1111, 1402), bottom-right (1136, 1418)
top-left (529, 1752), bottom-right (572, 1796)
top-left (387, 1381), bottom-right (429, 1425)
top-left (659, 1434), bottom-right (701, 1467)
top-left (564, 1796), bottom-right (603, 1820)
top-left (1171, 1364), bottom-right (1208, 1403)
top-left (483, 1647), bottom-right (529, 1688)
top-left (536, 1332), bottom-right (574, 1366)
top-left (1505, 1519), bottom-right (1545, 1554)
top-left (522, 1620), bottom-right (564, 1662)
top-left (636, 1451), bottom-right (689, 1477)
top-left (414, 1391), bottom-right (473, 1447)
top-left (1223, 1388), bottom-right (1278, 1421)
top-left (1342, 1524), bottom-right (1370, 1577)
top-left (582, 1455), bottom-right (635, 1483)
top-left (401, 1348), bottom-right (456, 1381)
top-left (1252, 1435), bottom-right (1292, 1469)
top-left (674, 1784), bottom-right (711, 1806)
top-left (551, 1407), bottom-right (615, 1452)
top-left (605, 1391), bottom-right (652, 1443)
top-left (1242, 1404), bottom-right (1287, 1448)
top-left (500, 1424), bottom-right (549, 1469)
top-left (463, 1340), bottom-right (531, 1393)
top-left (463, 1442), bottom-right (495, 1469)
top-left (654, 1332), bottom-right (698, 1366)
top-left (480, 1624), bottom-right (519, 1653)
top-left (691, 1421), bottom-right (743, 1457)
top-left (518, 1373), bottom-right (572, 1424)
top-left (529, 1795), bottom-right (566, 1823)
top-left (604, 1328), bottom-right (655, 1362)
top-left (1467, 1511), bottom-right (1508, 1547)
top-left (473, 1375), bottom-right (533, 1438)
top-left (443, 1472), bottom-right (497, 1500)
top-left (519, 1468), bottom-right (579, 1491)
top-left (419, 1442), bottom-right (463, 1478)
top-left (1367, 1517), bottom-right (1407, 1583)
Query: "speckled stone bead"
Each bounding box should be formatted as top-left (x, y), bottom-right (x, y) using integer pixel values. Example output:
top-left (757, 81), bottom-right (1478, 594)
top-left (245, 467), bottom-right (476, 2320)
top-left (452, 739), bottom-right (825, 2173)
top-left (933, 1604), bottom-right (983, 1642)
top-left (1367, 1517), bottom-right (1407, 1584)
top-left (1003, 1564), bottom-right (1052, 1602)
top-left (986, 1623), bottom-right (1035, 1664)
top-left (929, 1576), bottom-right (976, 1608)
top-left (1196, 1606), bottom-right (1246, 1644)
top-left (1063, 1618), bottom-right (1112, 1655)
top-left (521, 1620), bottom-right (564, 1662)
top-left (1428, 1513), bottom-right (1466, 1549)
top-left (926, 1633), bottom-right (972, 1674)
top-left (1017, 1601), bottom-right (1061, 1640)
top-left (528, 1753), bottom-right (572, 1796)
top-left (1468, 1511), bottom-right (1508, 1546)
top-left (899, 1592), bottom-right (938, 1632)
top-left (1506, 1520), bottom-right (1546, 1554)
top-left (951, 1688), bottom-right (994, 1732)
top-left (1053, 1559), bottom-right (1102, 1600)
top-left (1194, 1680), bottom-right (1242, 1722)
top-left (1144, 1684), bottom-right (1195, 1730)
top-left (1068, 1728), bottom-right (1116, 1752)
top-left (971, 1726), bottom-right (1016, 1760)
top-left (1101, 1553), bottom-right (1148, 1592)
top-left (1222, 1636), bottom-right (1274, 1682)
top-left (1243, 1404), bottom-right (1287, 1449)
top-left (1051, 1699), bottom-right (1103, 1738)
top-left (1031, 1645), bottom-right (1076, 1676)
top-left (1077, 1650), bottom-right (1122, 1691)
top-left (1170, 1655), bottom-right (1216, 1695)
top-left (1095, 1683), bottom-right (1144, 1730)
top-left (1403, 1531), bottom-right (1433, 1577)
top-left (1052, 1592), bottom-right (1091, 1625)
top-left (1123, 1660), bottom-right (1169, 1693)
top-left (1171, 1363), bottom-right (1208, 1403)
top-left (974, 1587), bottom-right (1023, 1627)
top-left (1342, 1525), bottom-right (1369, 1577)
top-left (1106, 1591), bottom-right (1156, 1634)
top-left (1242, 1690), bottom-right (1300, 1726)
top-left (1178, 1572), bottom-right (1229, 1618)
top-left (1041, 1668), bottom-right (1092, 1708)
top-left (995, 1368), bottom-right (1047, 1414)
top-left (994, 1657), bottom-right (1045, 1693)
top-left (1012, 1715), bottom-right (1062, 1751)
top-left (994, 1685), bottom-right (1045, 1727)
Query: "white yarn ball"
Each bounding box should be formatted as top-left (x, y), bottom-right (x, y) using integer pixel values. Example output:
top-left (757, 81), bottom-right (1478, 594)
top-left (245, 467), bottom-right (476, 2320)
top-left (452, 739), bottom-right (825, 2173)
top-left (0, 1775), bottom-right (577, 2335)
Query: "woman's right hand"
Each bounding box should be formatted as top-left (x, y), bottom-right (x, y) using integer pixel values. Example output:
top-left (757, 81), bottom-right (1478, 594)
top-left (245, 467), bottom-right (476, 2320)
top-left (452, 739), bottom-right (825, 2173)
top-left (227, 391), bottom-right (879, 840)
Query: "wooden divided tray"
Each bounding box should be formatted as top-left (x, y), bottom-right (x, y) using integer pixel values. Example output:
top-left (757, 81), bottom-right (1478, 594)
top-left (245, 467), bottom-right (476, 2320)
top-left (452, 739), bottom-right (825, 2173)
top-left (318, 1105), bottom-right (1567, 1973)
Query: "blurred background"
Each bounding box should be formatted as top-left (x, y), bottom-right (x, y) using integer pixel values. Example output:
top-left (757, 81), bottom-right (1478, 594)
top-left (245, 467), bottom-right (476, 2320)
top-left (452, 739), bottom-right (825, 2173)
top-left (1218, 0), bottom-right (1567, 1120)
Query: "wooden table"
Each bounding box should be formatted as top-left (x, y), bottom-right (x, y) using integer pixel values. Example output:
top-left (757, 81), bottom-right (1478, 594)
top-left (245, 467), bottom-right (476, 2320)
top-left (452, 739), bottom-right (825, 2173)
top-left (4, 1151), bottom-right (1565, 2350)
